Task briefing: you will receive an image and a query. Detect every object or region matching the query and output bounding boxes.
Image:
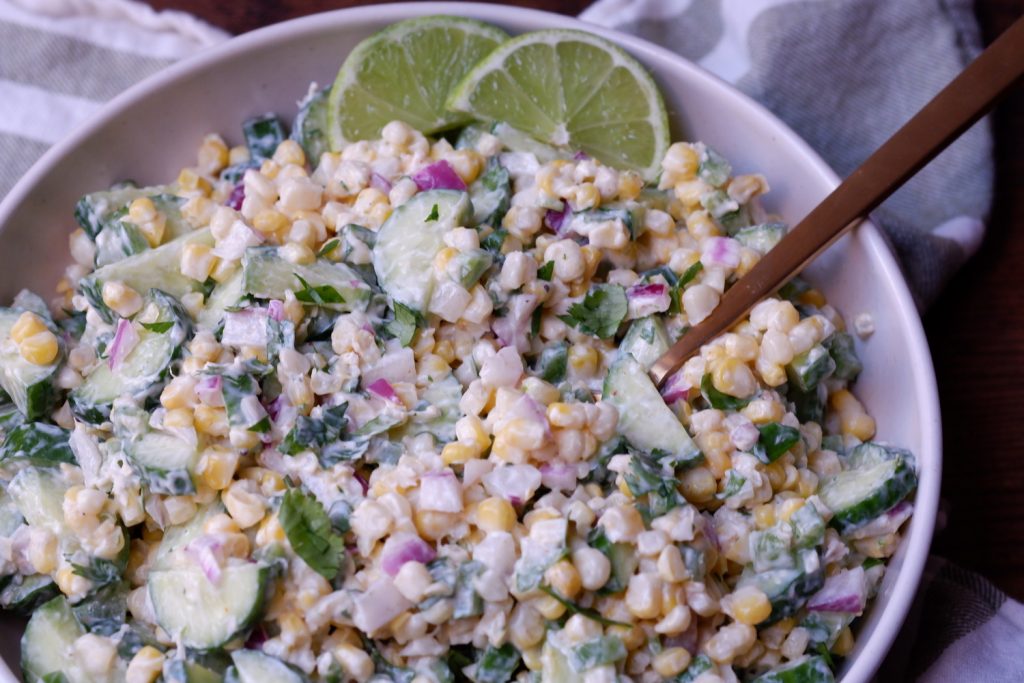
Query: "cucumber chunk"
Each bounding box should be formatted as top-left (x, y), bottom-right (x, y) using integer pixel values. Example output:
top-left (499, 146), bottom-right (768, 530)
top-left (468, 156), bottom-right (511, 228)
top-left (740, 548), bottom-right (824, 623)
top-left (602, 356), bottom-right (701, 467)
top-left (149, 562), bottom-right (269, 650)
top-left (226, 650), bottom-right (307, 683)
top-left (618, 316), bottom-right (670, 371)
top-left (491, 122), bottom-right (570, 164)
top-left (94, 217), bottom-right (150, 268)
top-left (0, 308), bottom-right (61, 420)
top-left (126, 431), bottom-right (199, 495)
top-left (241, 247), bottom-right (371, 312)
top-left (0, 488), bottom-right (23, 538)
top-left (824, 332), bottom-right (862, 382)
top-left (80, 229), bottom-right (213, 322)
top-left (786, 344), bottom-right (835, 393)
top-left (21, 596), bottom-right (92, 683)
top-left (8, 467), bottom-right (67, 533)
top-left (291, 87), bottom-right (331, 166)
top-left (164, 659), bottom-right (226, 683)
top-left (533, 342), bottom-right (568, 384)
top-left (735, 222), bottom-right (786, 254)
top-left (751, 655), bottom-right (835, 683)
top-left (372, 190), bottom-right (471, 312)
top-left (0, 422), bottom-right (74, 467)
top-left (243, 114), bottom-right (287, 162)
top-left (1, 574), bottom-right (59, 614)
top-left (394, 373), bottom-right (462, 443)
top-left (199, 269), bottom-right (245, 330)
top-left (153, 504), bottom-right (224, 570)
top-left (74, 182), bottom-right (173, 240)
top-left (820, 445), bottom-right (917, 535)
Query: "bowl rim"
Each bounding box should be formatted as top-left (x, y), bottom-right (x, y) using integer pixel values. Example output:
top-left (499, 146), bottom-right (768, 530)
top-left (0, 4), bottom-right (941, 682)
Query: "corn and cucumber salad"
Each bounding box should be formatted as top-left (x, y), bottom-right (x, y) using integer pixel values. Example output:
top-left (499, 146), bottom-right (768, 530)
top-left (0, 17), bottom-right (916, 683)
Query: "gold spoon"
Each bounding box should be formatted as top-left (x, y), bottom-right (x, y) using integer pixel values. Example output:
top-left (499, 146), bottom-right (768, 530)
top-left (650, 15), bottom-right (1024, 387)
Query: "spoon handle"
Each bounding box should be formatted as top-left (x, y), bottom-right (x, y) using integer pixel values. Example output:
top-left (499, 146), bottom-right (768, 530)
top-left (651, 15), bottom-right (1024, 386)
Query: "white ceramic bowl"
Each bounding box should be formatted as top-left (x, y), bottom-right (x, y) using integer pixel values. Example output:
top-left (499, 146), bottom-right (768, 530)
top-left (0, 3), bottom-right (940, 681)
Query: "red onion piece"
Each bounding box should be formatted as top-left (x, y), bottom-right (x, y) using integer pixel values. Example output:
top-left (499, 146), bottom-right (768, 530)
top-left (366, 378), bottom-right (400, 403)
top-left (411, 160), bottom-right (466, 192)
top-left (490, 293), bottom-right (539, 353)
top-left (483, 464), bottom-right (543, 504)
top-left (573, 150), bottom-right (591, 161)
top-left (544, 203), bottom-right (571, 234)
top-left (184, 536), bottom-right (223, 584)
top-left (701, 237), bottom-right (742, 269)
top-left (540, 463), bottom-right (578, 491)
top-left (381, 534), bottom-right (437, 576)
top-left (626, 282), bottom-right (671, 317)
top-left (419, 470), bottom-right (463, 513)
top-left (660, 370), bottom-right (690, 404)
top-left (226, 183), bottom-right (245, 210)
top-left (370, 172), bottom-right (393, 193)
top-left (108, 319), bottom-right (139, 370)
top-left (196, 375), bottom-right (224, 407)
top-left (807, 567), bottom-right (868, 613)
top-left (267, 300), bottom-right (284, 321)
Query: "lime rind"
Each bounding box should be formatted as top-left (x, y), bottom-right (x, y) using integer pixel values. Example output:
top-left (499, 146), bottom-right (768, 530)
top-left (447, 29), bottom-right (670, 180)
top-left (327, 16), bottom-right (509, 148)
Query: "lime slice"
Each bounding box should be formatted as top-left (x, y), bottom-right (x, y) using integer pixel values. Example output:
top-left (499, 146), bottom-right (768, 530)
top-left (447, 29), bottom-right (670, 179)
top-left (328, 16), bottom-right (508, 146)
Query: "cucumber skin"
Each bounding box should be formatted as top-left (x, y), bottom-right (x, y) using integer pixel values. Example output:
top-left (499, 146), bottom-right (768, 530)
top-left (823, 457), bottom-right (918, 535)
top-left (0, 574), bottom-right (59, 615)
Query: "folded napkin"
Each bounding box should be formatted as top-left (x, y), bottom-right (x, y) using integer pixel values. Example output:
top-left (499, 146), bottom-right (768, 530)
top-left (0, 0), bottom-right (1018, 681)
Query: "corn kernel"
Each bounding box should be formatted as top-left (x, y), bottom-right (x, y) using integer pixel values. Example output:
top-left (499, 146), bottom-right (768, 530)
top-left (102, 280), bottom-right (143, 318)
top-left (160, 377), bottom-right (196, 410)
top-left (728, 586), bottom-right (772, 625)
top-left (414, 509), bottom-right (456, 541)
top-left (618, 171), bottom-right (644, 200)
top-left (626, 573), bottom-right (663, 619)
top-left (797, 469), bottom-right (819, 498)
top-left (778, 497), bottom-right (805, 522)
top-left (197, 446), bottom-right (239, 491)
top-left (545, 560), bottom-right (582, 599)
top-left (547, 402), bottom-right (585, 429)
top-left (194, 405), bottom-right (229, 437)
top-left (753, 504), bottom-right (776, 529)
top-left (210, 258), bottom-right (238, 284)
top-left (177, 168), bottom-right (212, 195)
top-left (280, 242), bottom-right (315, 265)
top-left (830, 389), bottom-right (876, 440)
top-left (19, 331), bottom-right (58, 366)
top-left (258, 159), bottom-right (280, 179)
top-left (197, 134), bottom-right (229, 174)
top-left (252, 209), bottom-right (289, 235)
top-left (568, 344), bottom-right (600, 376)
top-left (433, 247), bottom-right (459, 275)
top-left (256, 513), bottom-right (287, 546)
top-left (10, 312), bottom-right (46, 344)
top-left (273, 139), bottom-right (306, 167)
top-left (126, 645), bottom-right (164, 683)
top-left (832, 626), bottom-right (855, 656)
top-left (653, 648), bottom-right (692, 678)
top-left (476, 497), bottom-right (516, 533)
top-left (441, 441), bottom-right (479, 466)
top-left (679, 466), bottom-right (717, 504)
top-left (533, 594), bottom-right (567, 620)
top-left (163, 408), bottom-right (193, 429)
top-left (180, 243), bottom-right (217, 282)
top-left (711, 357), bottom-right (757, 398)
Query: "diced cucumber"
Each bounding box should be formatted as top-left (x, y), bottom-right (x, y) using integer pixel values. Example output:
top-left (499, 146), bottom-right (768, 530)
top-left (800, 611), bottom-right (853, 649)
top-left (0, 422), bottom-right (74, 468)
top-left (540, 640), bottom-right (575, 683)
top-left (152, 193), bottom-right (194, 241)
top-left (588, 527), bottom-right (636, 595)
top-left (565, 635), bottom-right (627, 672)
top-left (372, 190), bottom-right (471, 312)
top-left (80, 228), bottom-right (213, 322)
top-left (0, 308), bottom-right (61, 420)
top-left (820, 448), bottom-right (917, 535)
top-left (452, 560), bottom-right (484, 619)
top-left (225, 650), bottom-right (306, 683)
top-left (533, 342), bottom-right (568, 384)
top-left (751, 655), bottom-right (835, 683)
top-left (126, 431), bottom-right (199, 495)
top-left (573, 203), bottom-right (644, 240)
top-left (491, 122), bottom-right (569, 163)
top-left (786, 345), bottom-right (835, 393)
top-left (71, 291), bottom-right (189, 424)
top-left (676, 654), bottom-right (714, 683)
top-left (395, 373), bottom-right (462, 444)
top-left (618, 316), bottom-right (670, 371)
top-left (291, 87), bottom-right (331, 166)
top-left (1, 574), bottom-right (59, 614)
top-left (0, 488), bottom-right (23, 538)
top-left (74, 182), bottom-right (172, 240)
top-left (94, 217), bottom-right (150, 268)
top-left (847, 441), bottom-right (913, 469)
top-left (788, 384), bottom-right (826, 425)
top-left (602, 356), bottom-right (702, 468)
top-left (8, 467), bottom-right (68, 533)
top-left (243, 114), bottom-right (287, 162)
top-left (241, 247), bottom-right (371, 312)
top-left (790, 502), bottom-right (826, 549)
top-left (740, 549), bottom-right (823, 623)
top-left (199, 269), bottom-right (245, 330)
top-left (735, 222), bottom-right (786, 254)
top-left (153, 503), bottom-right (223, 570)
top-left (21, 596), bottom-right (101, 683)
top-left (447, 248), bottom-right (493, 289)
top-left (475, 643), bottom-right (521, 683)
top-left (149, 561), bottom-right (270, 650)
top-left (164, 658), bottom-right (226, 683)
top-left (824, 332), bottom-right (862, 382)
top-left (468, 156), bottom-right (511, 228)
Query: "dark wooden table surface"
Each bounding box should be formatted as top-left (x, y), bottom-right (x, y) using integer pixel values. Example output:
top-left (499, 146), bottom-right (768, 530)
top-left (145, 0), bottom-right (1024, 600)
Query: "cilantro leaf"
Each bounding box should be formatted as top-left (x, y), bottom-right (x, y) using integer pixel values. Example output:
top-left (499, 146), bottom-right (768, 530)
top-left (278, 489), bottom-right (345, 579)
top-left (537, 261), bottom-right (555, 281)
top-left (480, 228), bottom-right (507, 256)
top-left (668, 261), bottom-right (703, 315)
top-left (752, 422), bottom-right (801, 463)
top-left (248, 416), bottom-right (272, 434)
top-left (385, 302), bottom-right (419, 347)
top-left (316, 238), bottom-right (340, 257)
top-left (426, 204), bottom-right (440, 221)
top-left (293, 274), bottom-right (345, 306)
top-left (560, 284), bottom-right (627, 339)
top-left (140, 321), bottom-right (174, 333)
top-left (475, 644), bottom-right (521, 683)
top-left (716, 470), bottom-right (747, 500)
top-left (281, 404), bottom-right (349, 456)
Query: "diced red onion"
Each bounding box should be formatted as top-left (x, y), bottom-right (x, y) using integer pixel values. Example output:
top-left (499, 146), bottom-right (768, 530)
top-left (381, 533), bottom-right (437, 576)
top-left (660, 372), bottom-right (690, 405)
top-left (226, 183), bottom-right (245, 210)
top-left (221, 308), bottom-right (269, 348)
top-left (540, 463), bottom-right (578, 492)
top-left (185, 536), bottom-right (224, 584)
top-left (366, 378), bottom-right (400, 403)
top-left (244, 624), bottom-right (268, 650)
top-left (483, 464), bottom-right (542, 504)
top-left (418, 470), bottom-right (463, 513)
top-left (544, 204), bottom-right (571, 234)
top-left (701, 237), bottom-right (742, 269)
top-left (411, 160), bottom-right (466, 192)
top-left (503, 393), bottom-right (550, 437)
top-left (370, 172), bottom-right (393, 193)
top-left (626, 282), bottom-right (671, 318)
top-left (363, 348), bottom-right (417, 385)
top-left (848, 502), bottom-right (914, 540)
top-left (213, 220), bottom-right (263, 261)
top-left (354, 472), bottom-right (369, 495)
top-left (196, 375), bottom-right (223, 407)
top-left (491, 293), bottom-right (538, 353)
top-left (724, 413), bottom-right (760, 452)
top-left (108, 318), bottom-right (139, 370)
top-left (267, 300), bottom-right (284, 321)
top-left (573, 150), bottom-right (591, 161)
top-left (463, 459), bottom-right (494, 488)
top-left (807, 567), bottom-right (868, 614)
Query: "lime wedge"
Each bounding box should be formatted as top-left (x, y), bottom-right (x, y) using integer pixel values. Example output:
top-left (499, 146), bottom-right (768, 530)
top-left (327, 16), bottom-right (508, 146)
top-left (447, 29), bottom-right (670, 180)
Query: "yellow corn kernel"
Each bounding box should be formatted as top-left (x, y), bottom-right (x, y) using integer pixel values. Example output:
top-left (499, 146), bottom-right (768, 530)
top-left (163, 408), bottom-right (194, 429)
top-left (450, 149), bottom-right (484, 184)
top-left (203, 513), bottom-right (241, 535)
top-left (55, 565), bottom-right (90, 600)
top-left (489, 434), bottom-right (524, 463)
top-left (273, 139), bottom-right (306, 167)
top-left (160, 378), bottom-right (195, 410)
top-left (742, 399), bottom-right (785, 424)
top-left (177, 168), bottom-right (212, 195)
top-left (545, 560), bottom-right (582, 599)
top-left (830, 389), bottom-right (877, 440)
top-left (210, 258), bottom-right (238, 284)
top-left (764, 461), bottom-right (787, 491)
top-left (219, 532), bottom-right (251, 559)
top-left (414, 509), bottom-right (456, 541)
top-left (581, 246), bottom-right (601, 278)
top-left (256, 513), bottom-right (287, 546)
top-left (618, 171), bottom-right (643, 200)
top-left (102, 280), bottom-right (143, 318)
top-left (730, 587), bottom-right (772, 626)
top-left (568, 183), bottom-right (600, 210)
top-left (127, 197), bottom-right (157, 224)
top-left (608, 623), bottom-right (646, 650)
top-left (798, 288), bottom-right (828, 308)
top-left (662, 142), bottom-right (699, 181)
top-left (280, 242), bottom-right (315, 265)
top-left (28, 529), bottom-right (58, 574)
top-left (19, 331), bottom-right (58, 366)
top-left (686, 209), bottom-right (720, 240)
top-left (180, 243), bottom-right (217, 282)
top-left (418, 353), bottom-right (451, 380)
top-left (679, 466), bottom-right (717, 504)
top-left (797, 469), bottom-right (819, 498)
top-left (753, 504), bottom-right (776, 529)
top-left (126, 645), bottom-right (164, 683)
top-left (502, 417), bottom-right (545, 450)
top-left (653, 648), bottom-right (692, 678)
top-left (476, 497), bottom-right (516, 533)
top-left (197, 134), bottom-right (229, 174)
top-left (735, 247), bottom-right (761, 278)
top-left (568, 344), bottom-right (599, 376)
top-left (434, 339), bottom-right (456, 364)
top-left (711, 357), bottom-right (757, 398)
top-left (197, 447), bottom-right (239, 491)
top-left (10, 312), bottom-right (46, 344)
top-left (521, 647), bottom-right (543, 672)
top-left (533, 594), bottom-right (567, 620)
top-left (433, 247), bottom-right (459, 275)
top-left (194, 405), bottom-right (229, 437)
top-left (617, 476), bottom-right (634, 499)
top-left (441, 441), bottom-right (480, 466)
top-left (832, 627), bottom-right (855, 656)
top-left (778, 498), bottom-right (805, 522)
top-left (258, 159), bottom-right (280, 180)
top-left (252, 209), bottom-right (289, 235)
top-left (240, 466), bottom-right (286, 495)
